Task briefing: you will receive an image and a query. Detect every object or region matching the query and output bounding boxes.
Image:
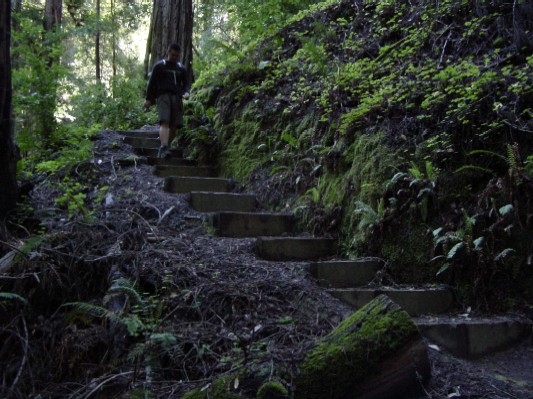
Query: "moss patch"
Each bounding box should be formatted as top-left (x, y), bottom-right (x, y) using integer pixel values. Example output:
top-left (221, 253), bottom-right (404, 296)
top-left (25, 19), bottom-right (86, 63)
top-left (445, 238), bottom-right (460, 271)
top-left (256, 381), bottom-right (289, 399)
top-left (294, 295), bottom-right (419, 399)
top-left (181, 368), bottom-right (289, 399)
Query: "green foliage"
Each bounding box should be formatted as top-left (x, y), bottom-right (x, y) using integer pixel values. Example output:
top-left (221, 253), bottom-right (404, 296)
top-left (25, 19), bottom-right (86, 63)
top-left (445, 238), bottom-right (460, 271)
top-left (64, 276), bottom-right (180, 367)
top-left (68, 76), bottom-right (155, 130)
top-left (12, 10), bottom-right (68, 143)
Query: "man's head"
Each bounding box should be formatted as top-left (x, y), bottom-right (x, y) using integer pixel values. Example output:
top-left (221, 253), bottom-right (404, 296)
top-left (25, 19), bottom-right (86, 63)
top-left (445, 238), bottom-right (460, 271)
top-left (166, 43), bottom-right (181, 63)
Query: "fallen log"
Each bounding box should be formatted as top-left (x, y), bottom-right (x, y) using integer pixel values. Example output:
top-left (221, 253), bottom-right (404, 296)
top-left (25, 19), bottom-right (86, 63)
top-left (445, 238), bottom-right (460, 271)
top-left (294, 294), bottom-right (430, 399)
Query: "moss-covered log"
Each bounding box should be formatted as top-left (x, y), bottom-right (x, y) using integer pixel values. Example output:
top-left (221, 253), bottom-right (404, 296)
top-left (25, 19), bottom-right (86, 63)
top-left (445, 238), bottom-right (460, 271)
top-left (294, 295), bottom-right (430, 399)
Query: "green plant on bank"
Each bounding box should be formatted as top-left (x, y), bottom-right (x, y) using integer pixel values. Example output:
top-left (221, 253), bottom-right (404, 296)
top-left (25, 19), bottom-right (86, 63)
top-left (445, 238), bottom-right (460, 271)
top-left (526, 155), bottom-right (533, 175)
top-left (64, 277), bottom-right (180, 377)
top-left (455, 143), bottom-right (526, 178)
top-left (431, 209), bottom-right (477, 277)
top-left (17, 123), bottom-right (108, 221)
top-left (430, 205), bottom-right (522, 308)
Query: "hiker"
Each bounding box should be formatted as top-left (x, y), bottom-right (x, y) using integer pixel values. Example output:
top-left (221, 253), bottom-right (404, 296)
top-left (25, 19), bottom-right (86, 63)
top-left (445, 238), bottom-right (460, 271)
top-left (144, 43), bottom-right (190, 158)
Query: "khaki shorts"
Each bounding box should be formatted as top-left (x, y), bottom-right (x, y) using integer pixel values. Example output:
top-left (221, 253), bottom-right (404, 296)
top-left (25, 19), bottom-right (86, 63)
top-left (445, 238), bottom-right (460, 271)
top-left (156, 93), bottom-right (184, 128)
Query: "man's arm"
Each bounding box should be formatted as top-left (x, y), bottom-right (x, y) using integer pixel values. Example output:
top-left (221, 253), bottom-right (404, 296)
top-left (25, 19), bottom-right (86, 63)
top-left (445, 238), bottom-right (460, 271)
top-left (181, 64), bottom-right (191, 98)
top-left (145, 63), bottom-right (159, 104)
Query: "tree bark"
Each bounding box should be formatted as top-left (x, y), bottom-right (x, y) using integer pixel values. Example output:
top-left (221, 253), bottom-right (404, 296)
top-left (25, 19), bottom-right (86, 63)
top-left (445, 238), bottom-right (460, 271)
top-left (42, 0), bottom-right (62, 136)
top-left (0, 0), bottom-right (19, 218)
top-left (145, 0), bottom-right (193, 85)
top-left (96, 0), bottom-right (101, 81)
top-left (44, 0), bottom-right (62, 33)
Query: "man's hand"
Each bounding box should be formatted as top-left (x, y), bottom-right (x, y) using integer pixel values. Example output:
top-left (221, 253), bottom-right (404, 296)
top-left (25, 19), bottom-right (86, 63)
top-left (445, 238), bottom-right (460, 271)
top-left (183, 92), bottom-right (190, 99)
top-left (144, 100), bottom-right (152, 109)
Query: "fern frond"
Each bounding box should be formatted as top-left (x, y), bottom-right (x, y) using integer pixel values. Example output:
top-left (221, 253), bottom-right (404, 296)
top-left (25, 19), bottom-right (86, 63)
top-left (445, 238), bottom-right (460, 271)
top-left (0, 292), bottom-right (27, 304)
top-left (62, 302), bottom-right (123, 324)
top-left (109, 278), bottom-right (144, 305)
top-left (506, 144), bottom-right (518, 169)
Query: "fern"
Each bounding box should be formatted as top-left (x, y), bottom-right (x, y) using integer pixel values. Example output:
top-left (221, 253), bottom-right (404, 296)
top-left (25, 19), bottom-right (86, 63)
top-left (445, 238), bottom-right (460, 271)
top-left (506, 144), bottom-right (518, 170)
top-left (108, 278), bottom-right (144, 305)
top-left (62, 302), bottom-right (123, 325)
top-left (462, 209), bottom-right (475, 238)
top-left (354, 201), bottom-right (380, 230)
top-left (0, 292), bottom-right (27, 304)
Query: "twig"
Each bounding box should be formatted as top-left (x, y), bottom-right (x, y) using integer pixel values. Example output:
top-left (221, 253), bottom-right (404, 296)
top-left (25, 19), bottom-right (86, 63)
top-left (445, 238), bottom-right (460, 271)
top-left (438, 31), bottom-right (452, 68)
top-left (9, 316), bottom-right (29, 396)
top-left (503, 119), bottom-right (533, 133)
top-left (103, 208), bottom-right (159, 238)
top-left (69, 371), bottom-right (134, 399)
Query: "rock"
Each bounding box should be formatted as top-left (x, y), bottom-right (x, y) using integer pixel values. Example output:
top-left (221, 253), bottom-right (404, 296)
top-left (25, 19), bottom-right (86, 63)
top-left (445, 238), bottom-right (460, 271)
top-left (294, 294), bottom-right (430, 399)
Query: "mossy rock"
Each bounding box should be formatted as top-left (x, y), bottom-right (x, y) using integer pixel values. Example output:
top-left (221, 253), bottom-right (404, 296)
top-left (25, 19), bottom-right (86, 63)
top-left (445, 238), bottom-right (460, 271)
top-left (256, 381), bottom-right (289, 399)
top-left (294, 295), bottom-right (430, 399)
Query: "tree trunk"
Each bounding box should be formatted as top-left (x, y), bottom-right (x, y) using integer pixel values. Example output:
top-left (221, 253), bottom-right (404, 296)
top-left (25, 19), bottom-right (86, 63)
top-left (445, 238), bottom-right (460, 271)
top-left (0, 0), bottom-right (19, 218)
top-left (44, 0), bottom-right (62, 33)
top-left (42, 0), bottom-right (62, 136)
top-left (145, 0), bottom-right (193, 84)
top-left (96, 0), bottom-right (101, 81)
top-left (111, 0), bottom-right (116, 83)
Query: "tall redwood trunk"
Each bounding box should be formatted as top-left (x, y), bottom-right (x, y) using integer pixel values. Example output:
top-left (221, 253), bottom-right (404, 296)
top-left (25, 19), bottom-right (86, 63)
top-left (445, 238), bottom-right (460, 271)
top-left (145, 0), bottom-right (193, 85)
top-left (0, 0), bottom-right (19, 218)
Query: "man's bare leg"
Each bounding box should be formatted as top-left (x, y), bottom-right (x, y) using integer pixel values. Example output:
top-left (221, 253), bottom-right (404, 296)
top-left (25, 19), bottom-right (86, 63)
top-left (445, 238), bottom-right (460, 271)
top-left (159, 122), bottom-right (170, 146)
top-left (158, 122), bottom-right (170, 158)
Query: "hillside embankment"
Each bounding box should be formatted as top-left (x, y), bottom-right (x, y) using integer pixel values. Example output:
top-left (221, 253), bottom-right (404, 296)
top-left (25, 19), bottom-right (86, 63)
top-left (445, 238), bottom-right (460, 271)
top-left (194, 0), bottom-right (533, 313)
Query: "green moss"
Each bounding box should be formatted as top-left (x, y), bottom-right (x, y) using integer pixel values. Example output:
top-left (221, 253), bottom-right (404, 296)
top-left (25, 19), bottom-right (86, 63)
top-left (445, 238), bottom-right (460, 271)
top-left (256, 381), bottom-right (289, 399)
top-left (294, 295), bottom-right (418, 399)
top-left (381, 222), bottom-right (434, 283)
top-left (180, 374), bottom-right (247, 399)
top-left (182, 368), bottom-right (290, 399)
top-left (337, 131), bottom-right (400, 255)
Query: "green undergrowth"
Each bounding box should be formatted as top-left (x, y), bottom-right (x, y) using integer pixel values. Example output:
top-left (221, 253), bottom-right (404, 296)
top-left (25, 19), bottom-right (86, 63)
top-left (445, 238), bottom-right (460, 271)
top-left (193, 0), bottom-right (533, 311)
top-left (181, 367), bottom-right (289, 399)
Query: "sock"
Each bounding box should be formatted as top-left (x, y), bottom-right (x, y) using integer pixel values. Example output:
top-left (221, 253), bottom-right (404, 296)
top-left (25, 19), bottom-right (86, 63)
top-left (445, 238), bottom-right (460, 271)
top-left (160, 127), bottom-right (170, 146)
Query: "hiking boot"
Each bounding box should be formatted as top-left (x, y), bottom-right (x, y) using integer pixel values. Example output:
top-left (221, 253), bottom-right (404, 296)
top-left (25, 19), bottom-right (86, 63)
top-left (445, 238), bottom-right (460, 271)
top-left (157, 145), bottom-right (169, 158)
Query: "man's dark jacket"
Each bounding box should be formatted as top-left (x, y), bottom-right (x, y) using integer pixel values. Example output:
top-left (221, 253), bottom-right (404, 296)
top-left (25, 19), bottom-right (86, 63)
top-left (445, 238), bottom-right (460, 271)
top-left (145, 60), bottom-right (190, 103)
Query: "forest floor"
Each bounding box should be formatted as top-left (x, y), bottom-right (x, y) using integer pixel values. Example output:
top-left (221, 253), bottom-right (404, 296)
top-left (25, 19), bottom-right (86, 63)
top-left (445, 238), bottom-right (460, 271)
top-left (1, 128), bottom-right (531, 399)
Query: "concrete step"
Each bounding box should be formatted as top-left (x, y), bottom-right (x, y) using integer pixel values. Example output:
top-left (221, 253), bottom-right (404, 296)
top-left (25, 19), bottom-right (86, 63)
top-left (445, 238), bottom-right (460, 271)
top-left (154, 165), bottom-right (216, 178)
top-left (254, 236), bottom-right (337, 261)
top-left (116, 155), bottom-right (143, 167)
top-left (415, 315), bottom-right (532, 358)
top-left (190, 192), bottom-right (257, 213)
top-left (146, 157), bottom-right (197, 167)
top-left (164, 176), bottom-right (233, 194)
top-left (329, 286), bottom-right (453, 316)
top-left (134, 147), bottom-right (183, 158)
top-left (309, 259), bottom-right (383, 288)
top-left (123, 136), bottom-right (160, 148)
top-left (209, 212), bottom-right (296, 237)
top-left (114, 129), bottom-right (159, 139)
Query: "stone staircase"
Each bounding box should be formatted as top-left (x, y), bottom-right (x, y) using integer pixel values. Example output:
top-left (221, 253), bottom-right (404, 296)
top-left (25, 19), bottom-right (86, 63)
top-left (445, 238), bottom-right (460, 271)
top-left (117, 128), bottom-right (531, 359)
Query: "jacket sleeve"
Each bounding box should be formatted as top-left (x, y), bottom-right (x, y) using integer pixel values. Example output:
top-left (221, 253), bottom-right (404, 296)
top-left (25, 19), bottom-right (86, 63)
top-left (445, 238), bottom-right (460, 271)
top-left (145, 64), bottom-right (159, 103)
top-left (181, 65), bottom-right (191, 94)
